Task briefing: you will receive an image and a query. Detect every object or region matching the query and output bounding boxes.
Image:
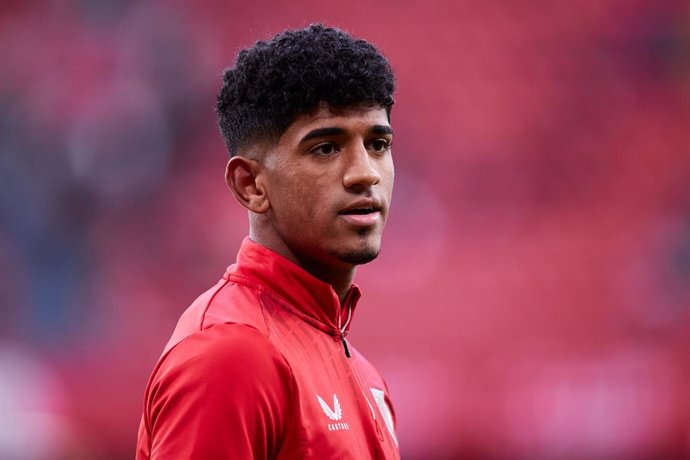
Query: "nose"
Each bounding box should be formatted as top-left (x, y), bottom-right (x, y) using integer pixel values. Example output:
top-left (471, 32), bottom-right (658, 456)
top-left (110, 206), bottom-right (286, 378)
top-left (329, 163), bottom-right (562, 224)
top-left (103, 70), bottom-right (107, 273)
top-left (342, 145), bottom-right (381, 191)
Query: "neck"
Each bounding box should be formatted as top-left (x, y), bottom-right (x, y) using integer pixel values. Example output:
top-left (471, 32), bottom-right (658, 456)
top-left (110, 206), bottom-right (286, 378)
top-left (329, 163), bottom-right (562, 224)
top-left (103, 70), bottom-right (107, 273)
top-left (295, 258), bottom-right (355, 304)
top-left (249, 227), bottom-right (355, 304)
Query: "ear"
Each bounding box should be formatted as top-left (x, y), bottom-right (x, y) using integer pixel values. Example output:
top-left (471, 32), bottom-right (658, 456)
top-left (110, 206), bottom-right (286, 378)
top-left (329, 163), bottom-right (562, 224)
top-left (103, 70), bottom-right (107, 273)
top-left (225, 157), bottom-right (270, 214)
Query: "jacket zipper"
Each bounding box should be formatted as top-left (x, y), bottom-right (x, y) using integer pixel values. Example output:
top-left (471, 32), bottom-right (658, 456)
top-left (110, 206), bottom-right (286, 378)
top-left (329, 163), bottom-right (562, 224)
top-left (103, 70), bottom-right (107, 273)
top-left (339, 304), bottom-right (353, 358)
top-left (336, 303), bottom-right (384, 441)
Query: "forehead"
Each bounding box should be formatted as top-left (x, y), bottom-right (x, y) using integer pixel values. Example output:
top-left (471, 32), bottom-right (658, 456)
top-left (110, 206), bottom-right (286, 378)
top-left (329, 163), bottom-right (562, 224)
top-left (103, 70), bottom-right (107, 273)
top-left (279, 104), bottom-right (391, 145)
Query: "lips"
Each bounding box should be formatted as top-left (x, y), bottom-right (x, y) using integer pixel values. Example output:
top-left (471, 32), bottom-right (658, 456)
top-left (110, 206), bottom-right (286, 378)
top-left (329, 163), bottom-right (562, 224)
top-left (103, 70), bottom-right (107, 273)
top-left (338, 199), bottom-right (382, 216)
top-left (340, 207), bottom-right (377, 215)
top-left (338, 199), bottom-right (383, 227)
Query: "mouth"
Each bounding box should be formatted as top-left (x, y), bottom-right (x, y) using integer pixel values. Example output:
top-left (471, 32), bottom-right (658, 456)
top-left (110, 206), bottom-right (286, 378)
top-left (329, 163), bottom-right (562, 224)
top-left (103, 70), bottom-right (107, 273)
top-left (338, 200), bottom-right (383, 227)
top-left (339, 207), bottom-right (379, 216)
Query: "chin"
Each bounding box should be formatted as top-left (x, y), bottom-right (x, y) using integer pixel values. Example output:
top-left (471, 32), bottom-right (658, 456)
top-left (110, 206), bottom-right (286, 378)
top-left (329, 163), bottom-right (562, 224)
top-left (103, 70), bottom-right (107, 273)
top-left (331, 241), bottom-right (381, 266)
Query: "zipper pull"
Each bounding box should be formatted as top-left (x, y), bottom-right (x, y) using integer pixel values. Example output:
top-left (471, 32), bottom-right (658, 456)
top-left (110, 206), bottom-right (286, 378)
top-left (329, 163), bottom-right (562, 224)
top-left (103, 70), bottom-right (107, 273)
top-left (341, 333), bottom-right (351, 358)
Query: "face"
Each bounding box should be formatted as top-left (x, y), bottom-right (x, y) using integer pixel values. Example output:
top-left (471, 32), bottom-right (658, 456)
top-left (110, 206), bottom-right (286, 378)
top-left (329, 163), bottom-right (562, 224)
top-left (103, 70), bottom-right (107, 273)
top-left (258, 104), bottom-right (394, 273)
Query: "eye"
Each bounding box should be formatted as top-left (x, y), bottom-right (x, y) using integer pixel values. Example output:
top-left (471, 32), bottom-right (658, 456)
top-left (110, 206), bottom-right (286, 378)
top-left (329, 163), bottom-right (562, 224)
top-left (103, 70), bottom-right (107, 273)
top-left (370, 138), bottom-right (391, 153)
top-left (311, 142), bottom-right (339, 156)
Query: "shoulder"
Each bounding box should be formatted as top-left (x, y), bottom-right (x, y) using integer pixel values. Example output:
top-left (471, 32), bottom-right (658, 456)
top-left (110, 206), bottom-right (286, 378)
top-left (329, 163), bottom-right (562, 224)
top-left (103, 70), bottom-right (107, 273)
top-left (155, 323), bottom-right (292, 389)
top-left (163, 277), bottom-right (269, 355)
top-left (141, 325), bottom-right (295, 459)
top-left (145, 324), bottom-right (296, 431)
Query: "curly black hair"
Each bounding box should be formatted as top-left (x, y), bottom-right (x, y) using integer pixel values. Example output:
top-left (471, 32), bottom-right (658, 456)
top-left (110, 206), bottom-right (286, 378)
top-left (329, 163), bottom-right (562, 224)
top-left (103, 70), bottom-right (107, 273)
top-left (216, 24), bottom-right (395, 157)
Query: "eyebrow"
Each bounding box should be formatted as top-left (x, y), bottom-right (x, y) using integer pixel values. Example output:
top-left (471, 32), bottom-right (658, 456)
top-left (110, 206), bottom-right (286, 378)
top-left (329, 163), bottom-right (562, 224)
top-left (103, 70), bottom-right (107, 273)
top-left (299, 127), bottom-right (344, 144)
top-left (371, 125), bottom-right (394, 136)
top-left (299, 125), bottom-right (394, 144)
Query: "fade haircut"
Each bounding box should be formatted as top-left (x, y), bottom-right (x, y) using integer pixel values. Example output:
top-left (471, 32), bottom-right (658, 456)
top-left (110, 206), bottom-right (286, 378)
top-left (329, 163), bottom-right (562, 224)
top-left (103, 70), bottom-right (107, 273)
top-left (216, 24), bottom-right (395, 157)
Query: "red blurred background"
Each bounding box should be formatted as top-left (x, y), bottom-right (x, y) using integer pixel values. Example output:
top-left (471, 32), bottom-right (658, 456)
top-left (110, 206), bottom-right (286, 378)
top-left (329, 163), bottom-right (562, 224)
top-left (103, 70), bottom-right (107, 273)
top-left (1, 1), bottom-right (690, 458)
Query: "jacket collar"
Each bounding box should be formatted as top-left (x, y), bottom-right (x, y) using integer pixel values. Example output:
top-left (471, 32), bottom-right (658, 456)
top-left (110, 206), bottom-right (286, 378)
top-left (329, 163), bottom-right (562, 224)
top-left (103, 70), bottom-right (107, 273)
top-left (224, 237), bottom-right (361, 334)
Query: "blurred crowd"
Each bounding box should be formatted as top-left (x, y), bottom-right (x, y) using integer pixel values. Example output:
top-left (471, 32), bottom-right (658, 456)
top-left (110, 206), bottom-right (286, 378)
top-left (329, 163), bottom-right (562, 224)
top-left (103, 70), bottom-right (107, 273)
top-left (1, 1), bottom-right (689, 458)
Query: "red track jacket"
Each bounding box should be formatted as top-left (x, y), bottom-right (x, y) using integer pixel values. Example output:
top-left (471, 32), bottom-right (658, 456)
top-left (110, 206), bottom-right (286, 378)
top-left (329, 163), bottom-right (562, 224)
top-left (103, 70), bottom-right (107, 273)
top-left (137, 238), bottom-right (400, 459)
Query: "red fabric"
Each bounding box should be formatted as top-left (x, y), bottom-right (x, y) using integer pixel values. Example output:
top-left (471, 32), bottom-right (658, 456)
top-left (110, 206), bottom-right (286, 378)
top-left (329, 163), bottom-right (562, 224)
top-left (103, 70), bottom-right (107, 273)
top-left (137, 238), bottom-right (400, 459)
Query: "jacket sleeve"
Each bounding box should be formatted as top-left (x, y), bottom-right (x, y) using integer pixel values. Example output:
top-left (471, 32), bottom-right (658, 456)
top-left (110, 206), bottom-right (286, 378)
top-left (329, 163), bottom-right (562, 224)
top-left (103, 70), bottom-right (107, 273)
top-left (141, 323), bottom-right (294, 459)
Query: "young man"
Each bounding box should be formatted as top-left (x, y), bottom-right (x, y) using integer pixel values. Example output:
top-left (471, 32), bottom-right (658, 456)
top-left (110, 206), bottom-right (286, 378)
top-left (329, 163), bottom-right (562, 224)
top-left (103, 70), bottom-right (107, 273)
top-left (137, 24), bottom-right (399, 459)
